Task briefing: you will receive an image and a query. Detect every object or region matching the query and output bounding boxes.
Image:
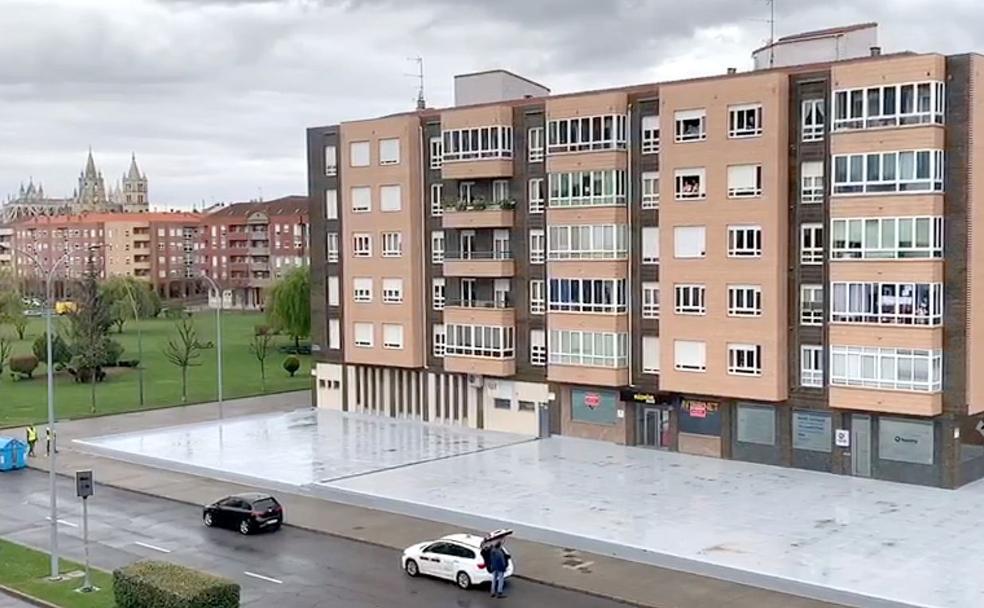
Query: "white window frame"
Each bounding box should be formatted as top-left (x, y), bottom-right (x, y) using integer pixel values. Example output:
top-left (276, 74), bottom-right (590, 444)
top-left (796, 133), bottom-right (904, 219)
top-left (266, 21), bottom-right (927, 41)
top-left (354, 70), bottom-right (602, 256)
top-left (325, 189), bottom-right (338, 220)
top-left (801, 345), bottom-right (824, 387)
top-left (642, 282), bottom-right (660, 319)
top-left (728, 285), bottom-right (762, 317)
top-left (642, 336), bottom-right (660, 374)
top-left (430, 183), bottom-right (443, 217)
top-left (727, 225), bottom-right (762, 258)
top-left (327, 276), bottom-right (339, 306)
top-left (833, 81), bottom-right (946, 132)
top-left (442, 125), bottom-right (513, 162)
top-left (800, 224), bottom-right (823, 265)
top-left (529, 229), bottom-right (545, 264)
top-left (674, 284), bottom-right (705, 315)
top-left (547, 114), bottom-right (627, 154)
top-left (642, 226), bottom-right (659, 264)
top-left (528, 178), bottom-right (544, 214)
top-left (548, 170), bottom-right (627, 207)
top-left (728, 343), bottom-right (763, 376)
top-left (549, 330), bottom-right (628, 368)
top-left (351, 186), bottom-right (371, 213)
top-left (353, 277), bottom-right (373, 302)
top-left (549, 224), bottom-right (629, 260)
top-left (433, 324), bottom-right (446, 357)
top-left (830, 346), bottom-right (943, 393)
top-left (674, 168), bottom-right (706, 200)
top-left (729, 104), bottom-right (763, 138)
top-left (353, 233), bottom-right (371, 258)
top-left (445, 324), bottom-right (515, 359)
top-left (378, 138), bottom-right (400, 166)
top-left (641, 172), bottom-right (659, 209)
top-left (641, 115), bottom-right (660, 154)
top-left (379, 185), bottom-right (402, 212)
top-left (548, 278), bottom-right (627, 314)
top-left (801, 99), bottom-right (825, 141)
top-left (832, 150), bottom-right (944, 195)
top-left (354, 322), bottom-right (373, 347)
top-left (429, 136), bottom-right (443, 170)
top-left (831, 216), bottom-right (944, 260)
top-left (674, 226), bottom-right (705, 259)
top-left (529, 280), bottom-right (545, 315)
top-left (349, 141), bottom-right (370, 167)
top-left (727, 164), bottom-right (763, 198)
top-left (432, 278), bottom-right (446, 310)
top-left (381, 232), bottom-right (402, 257)
top-left (431, 231), bottom-right (445, 264)
top-left (674, 340), bottom-right (706, 372)
top-left (831, 282), bottom-right (943, 326)
top-left (382, 278), bottom-right (403, 304)
top-left (328, 319), bottom-right (340, 350)
top-left (528, 127), bottom-right (544, 162)
top-left (801, 284), bottom-right (823, 326)
top-left (324, 145), bottom-right (337, 176)
top-left (530, 329), bottom-right (546, 366)
top-left (674, 109), bottom-right (706, 142)
top-left (327, 232), bottom-right (338, 263)
top-left (801, 161), bottom-right (824, 204)
top-left (382, 323), bottom-right (404, 349)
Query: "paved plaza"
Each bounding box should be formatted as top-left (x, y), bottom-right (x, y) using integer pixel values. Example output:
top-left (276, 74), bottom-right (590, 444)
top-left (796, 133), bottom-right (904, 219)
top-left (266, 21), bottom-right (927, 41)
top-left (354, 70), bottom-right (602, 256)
top-left (75, 407), bottom-right (984, 608)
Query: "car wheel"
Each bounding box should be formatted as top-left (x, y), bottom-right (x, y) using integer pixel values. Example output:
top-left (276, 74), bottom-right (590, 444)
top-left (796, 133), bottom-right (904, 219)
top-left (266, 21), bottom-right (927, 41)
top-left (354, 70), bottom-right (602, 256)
top-left (239, 520), bottom-right (251, 535)
top-left (455, 571), bottom-right (471, 590)
top-left (404, 559), bottom-right (419, 577)
top-left (203, 512), bottom-right (213, 527)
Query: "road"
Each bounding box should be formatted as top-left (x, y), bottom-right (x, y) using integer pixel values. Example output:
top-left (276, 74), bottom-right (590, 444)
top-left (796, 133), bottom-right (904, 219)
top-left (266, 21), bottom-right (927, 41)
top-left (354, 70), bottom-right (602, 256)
top-left (0, 469), bottom-right (631, 607)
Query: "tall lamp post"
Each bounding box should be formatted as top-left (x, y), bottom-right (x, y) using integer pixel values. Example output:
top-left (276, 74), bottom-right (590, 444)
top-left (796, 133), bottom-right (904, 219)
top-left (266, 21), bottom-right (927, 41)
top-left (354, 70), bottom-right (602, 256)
top-left (121, 281), bottom-right (144, 408)
top-left (200, 273), bottom-right (223, 419)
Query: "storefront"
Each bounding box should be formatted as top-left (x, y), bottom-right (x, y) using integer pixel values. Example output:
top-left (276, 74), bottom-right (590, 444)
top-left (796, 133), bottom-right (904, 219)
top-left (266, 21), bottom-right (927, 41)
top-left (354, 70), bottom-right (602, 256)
top-left (559, 386), bottom-right (627, 444)
top-left (677, 399), bottom-right (723, 457)
top-left (621, 390), bottom-right (673, 449)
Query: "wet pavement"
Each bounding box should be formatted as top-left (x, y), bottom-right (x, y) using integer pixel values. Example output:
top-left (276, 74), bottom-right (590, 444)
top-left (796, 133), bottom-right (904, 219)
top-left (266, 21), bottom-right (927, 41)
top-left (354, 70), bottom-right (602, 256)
top-left (75, 408), bottom-right (984, 608)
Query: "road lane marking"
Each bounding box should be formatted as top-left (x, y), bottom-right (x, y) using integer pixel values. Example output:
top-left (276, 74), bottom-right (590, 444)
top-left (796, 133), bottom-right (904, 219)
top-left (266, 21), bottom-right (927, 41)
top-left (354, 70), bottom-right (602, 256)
top-left (243, 571), bottom-right (283, 584)
top-left (134, 541), bottom-right (171, 554)
top-left (44, 517), bottom-right (79, 528)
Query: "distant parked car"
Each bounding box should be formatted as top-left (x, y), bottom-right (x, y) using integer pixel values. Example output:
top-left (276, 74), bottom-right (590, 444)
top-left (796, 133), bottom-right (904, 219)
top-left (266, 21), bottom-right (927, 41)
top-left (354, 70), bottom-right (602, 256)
top-left (202, 493), bottom-right (283, 535)
top-left (402, 529), bottom-right (514, 589)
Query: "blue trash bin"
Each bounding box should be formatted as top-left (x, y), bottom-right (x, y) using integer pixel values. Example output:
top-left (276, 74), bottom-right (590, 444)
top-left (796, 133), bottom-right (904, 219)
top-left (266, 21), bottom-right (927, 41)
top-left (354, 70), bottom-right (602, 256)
top-left (0, 437), bottom-right (28, 471)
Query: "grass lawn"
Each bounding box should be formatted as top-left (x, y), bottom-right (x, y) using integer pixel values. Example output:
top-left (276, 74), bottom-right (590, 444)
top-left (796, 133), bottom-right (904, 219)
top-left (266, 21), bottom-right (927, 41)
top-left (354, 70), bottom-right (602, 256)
top-left (0, 312), bottom-right (311, 428)
top-left (0, 538), bottom-right (115, 607)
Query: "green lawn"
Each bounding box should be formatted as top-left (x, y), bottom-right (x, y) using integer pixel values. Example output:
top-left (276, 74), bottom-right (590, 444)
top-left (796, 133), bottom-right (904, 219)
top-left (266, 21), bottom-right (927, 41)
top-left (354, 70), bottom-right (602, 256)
top-left (0, 312), bottom-right (311, 428)
top-left (0, 538), bottom-right (115, 607)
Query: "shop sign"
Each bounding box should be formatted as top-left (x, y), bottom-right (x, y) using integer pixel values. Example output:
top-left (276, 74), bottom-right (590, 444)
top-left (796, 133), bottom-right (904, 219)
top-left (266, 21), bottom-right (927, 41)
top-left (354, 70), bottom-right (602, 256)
top-left (571, 389), bottom-right (618, 425)
top-left (878, 418), bottom-right (935, 465)
top-left (835, 429), bottom-right (850, 448)
top-left (793, 411), bottom-right (832, 453)
top-left (678, 399), bottom-right (721, 436)
top-left (583, 392), bottom-right (601, 409)
top-left (619, 390), bottom-right (658, 405)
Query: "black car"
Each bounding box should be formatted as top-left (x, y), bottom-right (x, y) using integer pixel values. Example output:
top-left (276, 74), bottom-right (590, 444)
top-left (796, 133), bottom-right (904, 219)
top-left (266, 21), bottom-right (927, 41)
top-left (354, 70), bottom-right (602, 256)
top-left (203, 493), bottom-right (284, 535)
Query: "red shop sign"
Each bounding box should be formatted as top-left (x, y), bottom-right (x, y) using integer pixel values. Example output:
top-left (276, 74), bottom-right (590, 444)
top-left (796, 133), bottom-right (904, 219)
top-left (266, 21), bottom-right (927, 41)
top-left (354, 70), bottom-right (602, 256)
top-left (583, 392), bottom-right (601, 409)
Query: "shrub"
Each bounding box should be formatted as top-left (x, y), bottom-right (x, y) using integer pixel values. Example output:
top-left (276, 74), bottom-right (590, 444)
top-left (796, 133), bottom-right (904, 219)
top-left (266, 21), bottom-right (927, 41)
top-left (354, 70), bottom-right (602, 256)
top-left (254, 324), bottom-right (271, 336)
top-left (9, 354), bottom-right (39, 379)
top-left (283, 355), bottom-right (300, 377)
top-left (164, 306), bottom-right (188, 320)
top-left (113, 560), bottom-right (240, 608)
top-left (32, 333), bottom-right (71, 368)
top-left (103, 339), bottom-right (124, 366)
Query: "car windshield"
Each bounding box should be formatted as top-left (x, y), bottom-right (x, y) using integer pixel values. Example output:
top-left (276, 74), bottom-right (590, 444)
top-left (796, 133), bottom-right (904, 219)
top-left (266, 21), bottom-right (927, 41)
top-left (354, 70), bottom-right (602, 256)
top-left (252, 498), bottom-right (277, 511)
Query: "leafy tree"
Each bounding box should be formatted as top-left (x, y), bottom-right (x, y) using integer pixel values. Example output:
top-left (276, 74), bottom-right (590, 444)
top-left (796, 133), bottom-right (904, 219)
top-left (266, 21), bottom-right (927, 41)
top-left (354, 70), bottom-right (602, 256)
top-left (283, 355), bottom-right (300, 378)
top-left (162, 318), bottom-right (202, 403)
top-left (101, 277), bottom-right (161, 333)
top-left (66, 257), bottom-right (114, 414)
top-left (249, 329), bottom-right (274, 391)
top-left (0, 293), bottom-right (27, 340)
top-left (33, 333), bottom-right (72, 369)
top-left (266, 267), bottom-right (310, 350)
top-left (0, 335), bottom-right (11, 374)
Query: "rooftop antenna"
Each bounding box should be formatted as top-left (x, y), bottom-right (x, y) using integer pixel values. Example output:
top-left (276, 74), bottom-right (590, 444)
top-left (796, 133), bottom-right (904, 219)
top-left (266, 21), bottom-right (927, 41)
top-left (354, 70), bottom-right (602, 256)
top-left (767, 0), bottom-right (776, 68)
top-left (405, 56), bottom-right (425, 110)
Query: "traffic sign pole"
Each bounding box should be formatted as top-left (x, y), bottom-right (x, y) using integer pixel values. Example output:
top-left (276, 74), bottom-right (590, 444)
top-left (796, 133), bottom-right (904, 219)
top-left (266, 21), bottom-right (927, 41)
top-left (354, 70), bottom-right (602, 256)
top-left (75, 470), bottom-right (95, 593)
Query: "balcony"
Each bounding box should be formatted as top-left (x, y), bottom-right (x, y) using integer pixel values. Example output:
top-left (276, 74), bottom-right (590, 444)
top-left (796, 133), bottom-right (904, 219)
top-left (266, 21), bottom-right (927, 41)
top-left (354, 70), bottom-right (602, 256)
top-left (442, 199), bottom-right (515, 229)
top-left (548, 364), bottom-right (629, 387)
top-left (442, 159), bottom-right (513, 180)
top-left (444, 355), bottom-right (515, 377)
top-left (444, 299), bottom-right (515, 328)
top-left (248, 246), bottom-right (270, 255)
top-left (443, 251), bottom-right (514, 278)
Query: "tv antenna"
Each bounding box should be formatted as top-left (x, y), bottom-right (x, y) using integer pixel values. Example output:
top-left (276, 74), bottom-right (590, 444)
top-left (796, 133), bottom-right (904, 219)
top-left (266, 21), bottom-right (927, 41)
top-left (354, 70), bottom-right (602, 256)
top-left (405, 57), bottom-right (425, 110)
top-left (767, 0), bottom-right (776, 68)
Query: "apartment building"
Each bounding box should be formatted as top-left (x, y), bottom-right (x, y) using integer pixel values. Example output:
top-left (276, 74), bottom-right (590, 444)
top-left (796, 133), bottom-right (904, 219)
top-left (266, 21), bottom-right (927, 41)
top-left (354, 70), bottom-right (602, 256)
top-left (307, 26), bottom-right (984, 488)
top-left (201, 196), bottom-right (309, 310)
top-left (0, 225), bottom-right (12, 271)
top-left (10, 212), bottom-right (204, 299)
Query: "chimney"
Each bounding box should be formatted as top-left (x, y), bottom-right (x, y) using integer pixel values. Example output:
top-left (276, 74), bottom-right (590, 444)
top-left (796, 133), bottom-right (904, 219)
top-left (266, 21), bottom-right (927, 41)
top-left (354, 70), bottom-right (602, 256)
top-left (870, 46), bottom-right (882, 56)
top-left (727, 67), bottom-right (737, 75)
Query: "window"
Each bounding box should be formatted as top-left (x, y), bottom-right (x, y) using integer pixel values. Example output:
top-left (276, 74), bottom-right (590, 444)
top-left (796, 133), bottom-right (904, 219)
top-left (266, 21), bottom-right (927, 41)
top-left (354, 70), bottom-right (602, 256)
top-left (674, 284), bottom-right (705, 315)
top-left (727, 225), bottom-right (761, 257)
top-left (549, 278), bottom-right (627, 313)
top-left (674, 168), bottom-right (705, 200)
top-left (354, 322), bottom-right (373, 347)
top-left (830, 346), bottom-right (943, 392)
top-left (328, 319), bottom-right (340, 349)
top-left (442, 126), bottom-right (512, 162)
top-left (528, 178), bottom-right (544, 214)
top-left (801, 346), bottom-right (824, 387)
top-left (445, 324), bottom-right (515, 358)
top-left (548, 170), bottom-right (627, 207)
top-left (324, 145), bottom-right (337, 176)
top-left (380, 185), bottom-right (401, 212)
top-left (430, 183), bottom-right (443, 217)
top-left (529, 280), bottom-right (545, 314)
top-left (432, 278), bottom-right (445, 310)
top-left (328, 276), bottom-right (339, 306)
top-left (674, 226), bottom-right (705, 258)
top-left (728, 285), bottom-right (762, 317)
top-left (674, 109), bottom-right (706, 142)
top-left (382, 324), bottom-right (403, 349)
top-left (429, 136), bottom-right (443, 169)
top-left (642, 226), bottom-right (659, 264)
top-left (641, 115), bottom-right (660, 154)
top-left (548, 224), bottom-right (628, 260)
top-left (642, 336), bottom-right (660, 374)
top-left (801, 161), bottom-right (824, 203)
top-left (382, 278), bottom-right (403, 303)
top-left (833, 81), bottom-right (945, 131)
top-left (433, 324), bottom-right (446, 357)
top-left (801, 284), bottom-right (823, 325)
top-left (528, 127), bottom-right (544, 162)
top-left (431, 231), bottom-right (444, 263)
top-left (800, 224), bottom-right (823, 265)
top-left (549, 330), bottom-right (628, 368)
top-left (457, 181), bottom-right (474, 204)
top-left (381, 232), bottom-right (402, 257)
top-left (353, 277), bottom-right (373, 302)
top-left (327, 232), bottom-right (338, 263)
top-left (325, 189), bottom-right (338, 219)
top-left (547, 114), bottom-right (627, 154)
top-left (727, 165), bottom-right (762, 198)
top-left (492, 179), bottom-right (510, 203)
top-left (728, 344), bottom-right (762, 376)
top-left (674, 340), bottom-right (706, 372)
top-left (801, 99), bottom-right (825, 141)
top-left (530, 329), bottom-right (546, 366)
top-left (831, 282), bottom-right (942, 326)
top-left (350, 141), bottom-right (370, 167)
top-left (353, 233), bottom-right (371, 257)
top-left (832, 150), bottom-right (944, 194)
top-left (529, 229), bottom-right (545, 264)
top-left (494, 398), bottom-right (511, 410)
top-left (379, 138), bottom-right (400, 165)
top-left (729, 104), bottom-right (762, 138)
top-left (351, 187), bottom-right (371, 213)
top-left (831, 217), bottom-right (943, 259)
top-left (641, 172), bottom-right (659, 209)
top-left (642, 282), bottom-right (660, 319)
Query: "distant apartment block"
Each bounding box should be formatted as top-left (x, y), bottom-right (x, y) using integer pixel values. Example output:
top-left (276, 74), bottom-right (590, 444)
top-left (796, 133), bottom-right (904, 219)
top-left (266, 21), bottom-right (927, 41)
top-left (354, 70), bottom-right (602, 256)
top-left (307, 23), bottom-right (984, 488)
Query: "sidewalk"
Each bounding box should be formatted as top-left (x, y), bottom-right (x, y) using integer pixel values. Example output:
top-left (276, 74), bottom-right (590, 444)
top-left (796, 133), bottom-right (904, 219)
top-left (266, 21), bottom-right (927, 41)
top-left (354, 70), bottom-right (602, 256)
top-left (23, 393), bottom-right (844, 608)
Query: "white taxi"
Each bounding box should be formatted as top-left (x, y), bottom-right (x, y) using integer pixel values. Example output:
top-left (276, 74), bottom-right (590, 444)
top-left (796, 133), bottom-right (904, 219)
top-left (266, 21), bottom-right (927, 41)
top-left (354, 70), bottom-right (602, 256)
top-left (402, 529), bottom-right (514, 589)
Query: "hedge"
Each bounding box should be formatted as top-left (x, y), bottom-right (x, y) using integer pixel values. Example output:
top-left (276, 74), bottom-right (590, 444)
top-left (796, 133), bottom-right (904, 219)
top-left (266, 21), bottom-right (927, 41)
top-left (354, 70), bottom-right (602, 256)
top-left (113, 560), bottom-right (240, 608)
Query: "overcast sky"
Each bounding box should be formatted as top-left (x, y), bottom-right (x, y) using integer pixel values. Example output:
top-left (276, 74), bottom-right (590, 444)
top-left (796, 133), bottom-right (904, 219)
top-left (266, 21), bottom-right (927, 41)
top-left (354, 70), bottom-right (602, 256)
top-left (1, 0), bottom-right (981, 209)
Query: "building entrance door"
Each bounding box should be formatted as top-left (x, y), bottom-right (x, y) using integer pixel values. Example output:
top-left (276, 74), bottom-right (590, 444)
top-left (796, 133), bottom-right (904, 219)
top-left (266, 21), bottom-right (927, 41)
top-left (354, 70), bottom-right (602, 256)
top-left (640, 407), bottom-right (671, 449)
top-left (852, 414), bottom-right (872, 477)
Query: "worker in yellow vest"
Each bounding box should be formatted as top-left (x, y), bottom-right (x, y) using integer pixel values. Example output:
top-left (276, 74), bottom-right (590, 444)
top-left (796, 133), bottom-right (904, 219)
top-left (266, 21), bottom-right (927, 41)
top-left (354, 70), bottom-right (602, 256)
top-left (26, 425), bottom-right (38, 457)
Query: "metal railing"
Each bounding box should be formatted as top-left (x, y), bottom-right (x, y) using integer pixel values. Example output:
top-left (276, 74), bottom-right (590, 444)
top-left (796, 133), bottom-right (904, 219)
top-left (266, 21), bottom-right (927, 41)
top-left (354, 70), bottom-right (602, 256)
top-left (445, 297), bottom-right (513, 309)
top-left (444, 250), bottom-right (513, 261)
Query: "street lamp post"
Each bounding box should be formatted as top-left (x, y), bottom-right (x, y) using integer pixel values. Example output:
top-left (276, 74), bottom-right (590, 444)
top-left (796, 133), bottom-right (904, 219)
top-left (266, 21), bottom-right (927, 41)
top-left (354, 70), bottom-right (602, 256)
top-left (121, 282), bottom-right (144, 408)
top-left (200, 273), bottom-right (223, 419)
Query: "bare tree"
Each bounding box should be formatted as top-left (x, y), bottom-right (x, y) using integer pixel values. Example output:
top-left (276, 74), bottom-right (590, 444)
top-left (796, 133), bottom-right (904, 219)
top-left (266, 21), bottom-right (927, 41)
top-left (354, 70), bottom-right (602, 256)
top-left (162, 318), bottom-right (203, 403)
top-left (249, 329), bottom-right (274, 392)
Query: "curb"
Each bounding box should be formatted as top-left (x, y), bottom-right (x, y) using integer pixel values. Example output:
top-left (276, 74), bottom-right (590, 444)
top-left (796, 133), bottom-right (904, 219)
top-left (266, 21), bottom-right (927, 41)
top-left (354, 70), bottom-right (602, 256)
top-left (0, 584), bottom-right (61, 608)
